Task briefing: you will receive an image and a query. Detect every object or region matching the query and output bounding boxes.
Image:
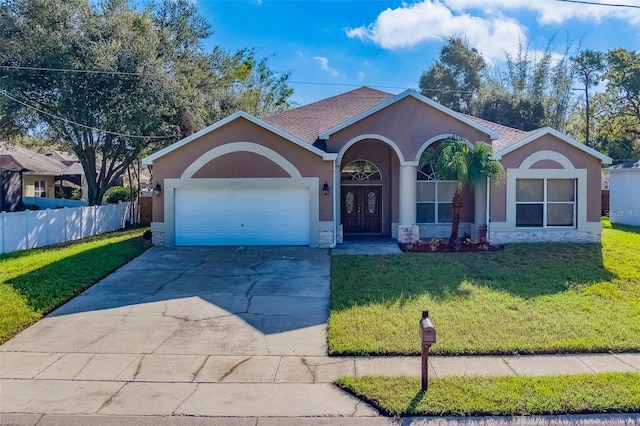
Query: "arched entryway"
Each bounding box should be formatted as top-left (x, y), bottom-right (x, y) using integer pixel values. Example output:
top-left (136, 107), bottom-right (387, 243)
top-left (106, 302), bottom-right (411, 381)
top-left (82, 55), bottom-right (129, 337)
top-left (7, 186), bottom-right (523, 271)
top-left (341, 160), bottom-right (383, 234)
top-left (338, 138), bottom-right (402, 237)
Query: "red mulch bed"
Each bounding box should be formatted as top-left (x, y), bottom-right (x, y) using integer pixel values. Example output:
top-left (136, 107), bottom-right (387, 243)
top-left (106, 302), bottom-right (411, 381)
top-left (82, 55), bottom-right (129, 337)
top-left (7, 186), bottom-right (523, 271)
top-left (399, 241), bottom-right (504, 252)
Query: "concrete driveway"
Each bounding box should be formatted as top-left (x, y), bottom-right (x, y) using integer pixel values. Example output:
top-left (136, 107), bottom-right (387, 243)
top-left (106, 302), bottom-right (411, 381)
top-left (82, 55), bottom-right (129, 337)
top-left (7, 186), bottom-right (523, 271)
top-left (3, 246), bottom-right (329, 356)
top-left (0, 246), bottom-right (379, 420)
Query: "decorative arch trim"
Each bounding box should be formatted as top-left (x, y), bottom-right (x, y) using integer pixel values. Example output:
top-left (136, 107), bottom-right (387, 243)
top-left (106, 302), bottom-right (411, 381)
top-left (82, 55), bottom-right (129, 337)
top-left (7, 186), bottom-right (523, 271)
top-left (519, 150), bottom-right (575, 170)
top-left (181, 142), bottom-right (302, 179)
top-left (414, 134), bottom-right (473, 162)
top-left (337, 134), bottom-right (410, 166)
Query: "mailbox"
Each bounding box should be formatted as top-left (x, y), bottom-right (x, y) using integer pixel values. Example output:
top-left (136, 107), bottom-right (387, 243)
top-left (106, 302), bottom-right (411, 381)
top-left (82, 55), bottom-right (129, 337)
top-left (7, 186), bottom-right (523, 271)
top-left (420, 314), bottom-right (436, 344)
top-left (419, 310), bottom-right (436, 391)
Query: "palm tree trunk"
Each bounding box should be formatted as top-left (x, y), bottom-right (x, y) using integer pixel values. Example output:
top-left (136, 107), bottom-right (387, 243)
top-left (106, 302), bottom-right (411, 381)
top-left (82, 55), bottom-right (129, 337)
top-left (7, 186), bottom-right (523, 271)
top-left (449, 187), bottom-right (463, 246)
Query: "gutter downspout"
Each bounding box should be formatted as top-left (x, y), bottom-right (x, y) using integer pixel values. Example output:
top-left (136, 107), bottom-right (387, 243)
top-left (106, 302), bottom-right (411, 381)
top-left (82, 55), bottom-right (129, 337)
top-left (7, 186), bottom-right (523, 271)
top-left (329, 158), bottom-right (338, 248)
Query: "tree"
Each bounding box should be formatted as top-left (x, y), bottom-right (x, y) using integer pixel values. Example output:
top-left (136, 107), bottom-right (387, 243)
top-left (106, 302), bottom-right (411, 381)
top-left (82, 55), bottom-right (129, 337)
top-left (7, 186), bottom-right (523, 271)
top-left (0, 0), bottom-right (293, 205)
top-left (571, 50), bottom-right (605, 146)
top-left (605, 48), bottom-right (640, 128)
top-left (419, 36), bottom-right (486, 114)
top-left (477, 91), bottom-right (545, 131)
top-left (419, 138), bottom-right (504, 246)
top-left (474, 38), bottom-right (579, 132)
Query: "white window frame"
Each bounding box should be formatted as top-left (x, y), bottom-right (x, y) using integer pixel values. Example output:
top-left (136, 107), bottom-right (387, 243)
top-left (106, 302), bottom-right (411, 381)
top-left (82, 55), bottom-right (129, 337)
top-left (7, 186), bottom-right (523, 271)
top-left (515, 178), bottom-right (577, 228)
top-left (416, 180), bottom-right (456, 224)
top-left (34, 180), bottom-right (46, 197)
top-left (494, 150), bottom-right (598, 235)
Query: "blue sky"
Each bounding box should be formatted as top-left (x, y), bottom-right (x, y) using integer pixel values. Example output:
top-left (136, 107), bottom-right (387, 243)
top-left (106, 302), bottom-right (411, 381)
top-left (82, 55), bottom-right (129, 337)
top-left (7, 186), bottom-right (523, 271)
top-left (196, 0), bottom-right (640, 105)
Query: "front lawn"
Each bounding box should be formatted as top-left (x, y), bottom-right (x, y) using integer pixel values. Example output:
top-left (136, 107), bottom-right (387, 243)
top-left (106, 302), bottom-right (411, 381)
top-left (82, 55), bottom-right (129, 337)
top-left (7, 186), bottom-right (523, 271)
top-left (336, 373), bottom-right (640, 417)
top-left (329, 220), bottom-right (640, 355)
top-left (0, 228), bottom-right (151, 343)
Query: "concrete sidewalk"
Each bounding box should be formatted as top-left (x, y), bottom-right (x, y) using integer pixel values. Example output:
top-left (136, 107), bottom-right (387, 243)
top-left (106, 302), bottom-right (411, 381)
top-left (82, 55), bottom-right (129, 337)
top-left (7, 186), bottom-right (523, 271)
top-left (1, 351), bottom-right (638, 419)
top-left (2, 352), bottom-right (639, 384)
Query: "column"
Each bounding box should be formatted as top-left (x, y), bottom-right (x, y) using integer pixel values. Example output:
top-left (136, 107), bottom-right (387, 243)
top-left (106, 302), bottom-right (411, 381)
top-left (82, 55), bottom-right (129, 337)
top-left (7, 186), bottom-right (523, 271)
top-left (398, 164), bottom-right (418, 243)
top-left (474, 179), bottom-right (487, 239)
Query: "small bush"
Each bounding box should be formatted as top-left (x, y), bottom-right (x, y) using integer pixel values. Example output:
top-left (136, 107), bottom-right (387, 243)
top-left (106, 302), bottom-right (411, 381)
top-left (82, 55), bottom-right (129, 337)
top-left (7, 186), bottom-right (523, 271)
top-left (103, 186), bottom-right (136, 203)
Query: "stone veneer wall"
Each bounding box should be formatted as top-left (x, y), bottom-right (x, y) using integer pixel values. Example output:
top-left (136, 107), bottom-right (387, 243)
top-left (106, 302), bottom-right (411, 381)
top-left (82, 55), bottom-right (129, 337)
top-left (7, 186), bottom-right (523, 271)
top-left (336, 225), bottom-right (344, 244)
top-left (489, 230), bottom-right (601, 244)
top-left (151, 231), bottom-right (165, 246)
top-left (398, 225), bottom-right (420, 243)
top-left (318, 230), bottom-right (334, 248)
top-left (417, 223), bottom-right (473, 240)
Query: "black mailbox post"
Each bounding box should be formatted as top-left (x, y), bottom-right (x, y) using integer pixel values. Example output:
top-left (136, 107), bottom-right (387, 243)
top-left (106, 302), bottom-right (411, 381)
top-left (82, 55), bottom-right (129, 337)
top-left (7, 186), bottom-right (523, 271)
top-left (419, 310), bottom-right (436, 391)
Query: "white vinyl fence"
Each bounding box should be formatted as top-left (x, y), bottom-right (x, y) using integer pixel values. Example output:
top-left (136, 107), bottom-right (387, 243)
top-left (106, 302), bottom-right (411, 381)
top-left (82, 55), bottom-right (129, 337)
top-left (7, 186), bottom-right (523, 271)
top-left (0, 202), bottom-right (133, 254)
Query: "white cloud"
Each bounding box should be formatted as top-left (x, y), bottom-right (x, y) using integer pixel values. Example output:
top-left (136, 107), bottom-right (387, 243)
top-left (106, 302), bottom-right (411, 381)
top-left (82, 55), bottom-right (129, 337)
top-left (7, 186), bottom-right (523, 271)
top-left (345, 1), bottom-right (526, 60)
top-left (444, 0), bottom-right (640, 24)
top-left (358, 70), bottom-right (366, 79)
top-left (314, 56), bottom-right (341, 77)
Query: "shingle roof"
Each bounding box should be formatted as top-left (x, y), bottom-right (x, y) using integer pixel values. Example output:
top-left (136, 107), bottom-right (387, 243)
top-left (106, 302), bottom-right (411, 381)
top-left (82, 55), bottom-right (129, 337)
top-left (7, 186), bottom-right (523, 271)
top-left (462, 115), bottom-right (539, 151)
top-left (0, 143), bottom-right (67, 175)
top-left (264, 87), bottom-right (394, 143)
top-left (44, 150), bottom-right (79, 165)
top-left (265, 86), bottom-right (537, 150)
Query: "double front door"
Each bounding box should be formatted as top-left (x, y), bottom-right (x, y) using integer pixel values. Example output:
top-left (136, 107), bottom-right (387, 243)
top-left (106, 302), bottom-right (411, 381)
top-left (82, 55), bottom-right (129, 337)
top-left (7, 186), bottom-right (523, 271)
top-left (341, 186), bottom-right (382, 234)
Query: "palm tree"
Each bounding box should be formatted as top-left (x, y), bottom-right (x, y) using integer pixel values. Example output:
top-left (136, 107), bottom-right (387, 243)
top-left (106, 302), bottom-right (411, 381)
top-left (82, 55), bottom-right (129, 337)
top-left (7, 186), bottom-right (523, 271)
top-left (419, 138), bottom-right (504, 246)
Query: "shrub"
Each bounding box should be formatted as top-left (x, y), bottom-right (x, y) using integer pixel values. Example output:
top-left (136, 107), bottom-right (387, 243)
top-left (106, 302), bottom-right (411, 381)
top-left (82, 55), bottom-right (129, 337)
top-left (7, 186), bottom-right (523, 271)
top-left (103, 186), bottom-right (136, 203)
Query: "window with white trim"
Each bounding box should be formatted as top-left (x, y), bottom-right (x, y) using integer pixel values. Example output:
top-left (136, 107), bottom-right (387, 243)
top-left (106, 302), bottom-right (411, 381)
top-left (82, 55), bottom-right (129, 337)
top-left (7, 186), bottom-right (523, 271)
top-left (34, 180), bottom-right (46, 197)
top-left (416, 165), bottom-right (456, 224)
top-left (515, 178), bottom-right (576, 227)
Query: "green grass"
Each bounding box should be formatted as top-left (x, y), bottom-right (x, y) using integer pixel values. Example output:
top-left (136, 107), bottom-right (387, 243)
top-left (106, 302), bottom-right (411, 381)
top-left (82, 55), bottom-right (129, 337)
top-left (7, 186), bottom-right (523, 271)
top-left (0, 228), bottom-right (151, 343)
top-left (336, 373), bottom-right (640, 417)
top-left (329, 219), bottom-right (640, 355)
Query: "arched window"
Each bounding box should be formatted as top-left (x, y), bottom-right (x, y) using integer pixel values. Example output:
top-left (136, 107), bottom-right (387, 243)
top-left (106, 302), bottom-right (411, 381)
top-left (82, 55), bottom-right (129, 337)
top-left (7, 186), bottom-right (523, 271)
top-left (341, 160), bottom-right (382, 181)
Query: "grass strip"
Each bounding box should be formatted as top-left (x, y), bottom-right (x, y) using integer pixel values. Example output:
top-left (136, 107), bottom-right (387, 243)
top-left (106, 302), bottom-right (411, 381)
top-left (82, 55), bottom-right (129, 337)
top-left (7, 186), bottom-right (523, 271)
top-left (0, 227), bottom-right (150, 343)
top-left (336, 373), bottom-right (640, 417)
top-left (329, 220), bottom-right (640, 355)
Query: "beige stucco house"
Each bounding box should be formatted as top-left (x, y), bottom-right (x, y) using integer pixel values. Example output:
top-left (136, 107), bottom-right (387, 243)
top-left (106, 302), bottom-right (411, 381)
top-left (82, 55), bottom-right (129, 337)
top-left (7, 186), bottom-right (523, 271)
top-left (142, 87), bottom-right (612, 247)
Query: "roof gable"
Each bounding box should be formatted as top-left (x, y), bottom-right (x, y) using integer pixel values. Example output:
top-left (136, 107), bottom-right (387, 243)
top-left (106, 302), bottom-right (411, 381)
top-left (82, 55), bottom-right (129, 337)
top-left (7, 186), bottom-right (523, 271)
top-left (264, 87), bottom-right (393, 143)
top-left (318, 89), bottom-right (500, 141)
top-left (142, 111), bottom-right (337, 165)
top-left (491, 127), bottom-right (612, 163)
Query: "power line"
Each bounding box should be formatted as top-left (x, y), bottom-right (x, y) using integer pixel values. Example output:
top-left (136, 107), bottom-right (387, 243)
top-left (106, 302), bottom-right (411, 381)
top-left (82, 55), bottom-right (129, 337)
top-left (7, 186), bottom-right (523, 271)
top-left (0, 90), bottom-right (174, 140)
top-left (556, 0), bottom-right (640, 8)
top-left (0, 65), bottom-right (147, 76)
top-left (289, 80), bottom-right (416, 91)
top-left (2, 66), bottom-right (476, 94)
top-left (289, 80), bottom-right (475, 94)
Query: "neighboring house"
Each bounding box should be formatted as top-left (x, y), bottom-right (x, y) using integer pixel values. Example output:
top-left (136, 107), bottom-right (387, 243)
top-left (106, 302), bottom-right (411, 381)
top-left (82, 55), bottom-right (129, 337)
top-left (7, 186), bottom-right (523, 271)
top-left (121, 164), bottom-right (153, 196)
top-left (0, 144), bottom-right (84, 211)
top-left (142, 87), bottom-right (612, 248)
top-left (608, 160), bottom-right (640, 226)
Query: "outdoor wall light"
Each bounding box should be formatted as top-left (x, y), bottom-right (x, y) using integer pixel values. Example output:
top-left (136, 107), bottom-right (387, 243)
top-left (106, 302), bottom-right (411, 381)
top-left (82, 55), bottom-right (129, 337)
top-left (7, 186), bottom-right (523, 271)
top-left (154, 183), bottom-right (162, 196)
top-left (322, 181), bottom-right (329, 196)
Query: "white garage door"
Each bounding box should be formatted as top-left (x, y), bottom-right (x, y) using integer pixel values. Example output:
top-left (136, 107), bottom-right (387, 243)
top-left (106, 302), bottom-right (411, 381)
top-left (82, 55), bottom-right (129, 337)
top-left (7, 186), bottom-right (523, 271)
top-left (174, 187), bottom-right (310, 246)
